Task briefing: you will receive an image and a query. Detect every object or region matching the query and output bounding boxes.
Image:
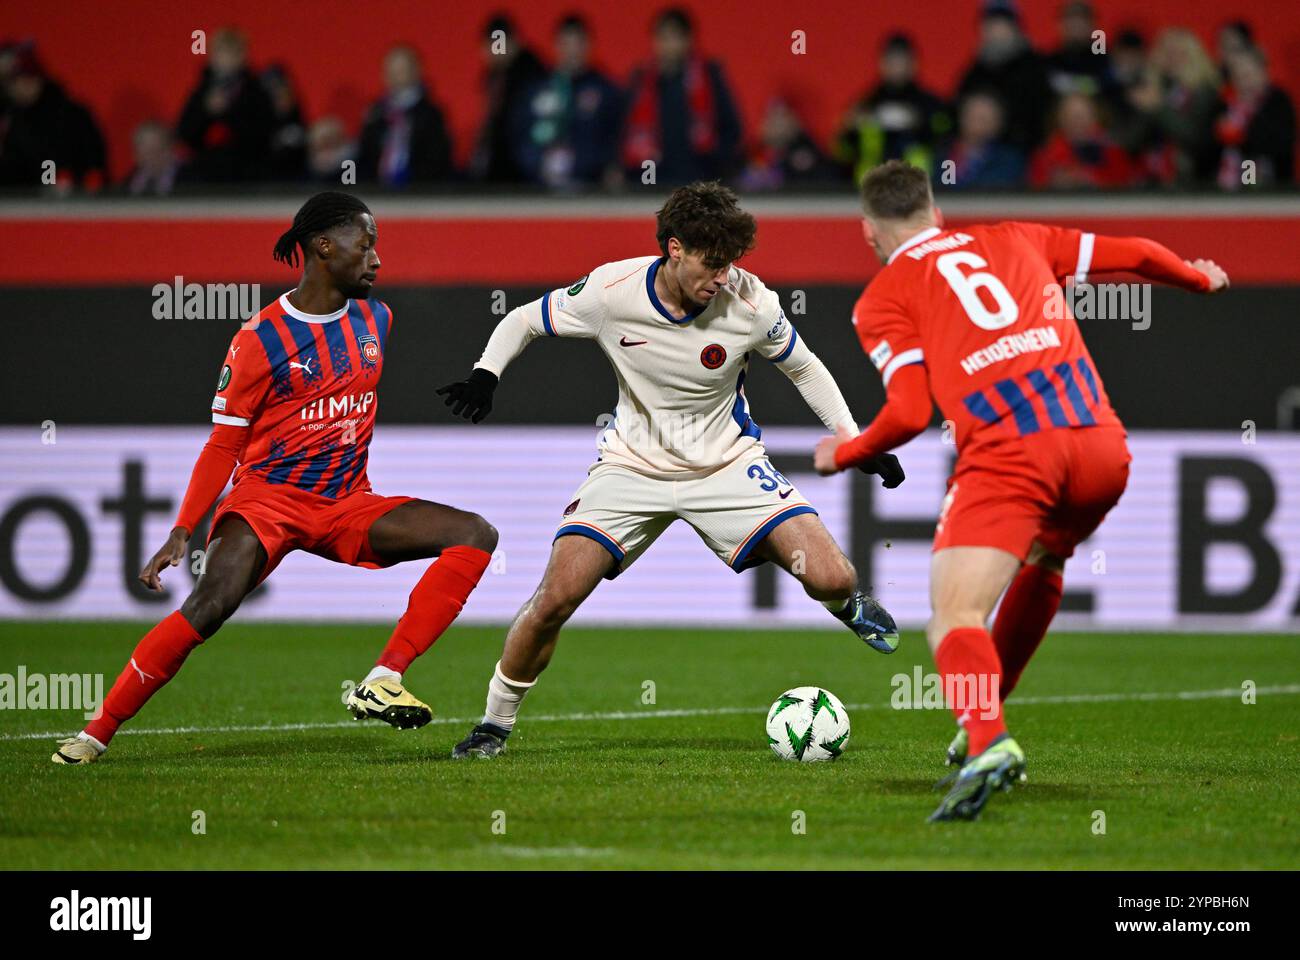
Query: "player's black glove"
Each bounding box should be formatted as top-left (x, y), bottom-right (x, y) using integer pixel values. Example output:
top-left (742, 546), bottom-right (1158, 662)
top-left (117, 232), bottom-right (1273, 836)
top-left (436, 368), bottom-right (498, 423)
top-left (858, 453), bottom-right (905, 489)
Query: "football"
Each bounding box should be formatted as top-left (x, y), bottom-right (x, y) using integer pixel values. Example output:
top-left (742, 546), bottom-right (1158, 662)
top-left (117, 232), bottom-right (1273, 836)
top-left (765, 686), bottom-right (851, 762)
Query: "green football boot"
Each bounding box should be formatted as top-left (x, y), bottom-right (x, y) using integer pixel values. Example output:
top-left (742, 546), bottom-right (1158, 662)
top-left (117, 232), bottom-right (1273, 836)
top-left (832, 590), bottom-right (900, 654)
top-left (946, 727), bottom-right (969, 767)
top-left (928, 734), bottom-right (1026, 822)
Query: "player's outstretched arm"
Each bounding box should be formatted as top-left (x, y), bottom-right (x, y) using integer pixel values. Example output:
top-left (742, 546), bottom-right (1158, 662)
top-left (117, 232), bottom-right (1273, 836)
top-left (139, 423), bottom-right (245, 591)
top-left (770, 333), bottom-right (859, 436)
top-left (770, 333), bottom-right (907, 487)
top-left (439, 282), bottom-right (603, 423)
top-left (1086, 234), bottom-right (1229, 293)
top-left (436, 308), bottom-right (535, 423)
top-left (814, 364), bottom-right (930, 478)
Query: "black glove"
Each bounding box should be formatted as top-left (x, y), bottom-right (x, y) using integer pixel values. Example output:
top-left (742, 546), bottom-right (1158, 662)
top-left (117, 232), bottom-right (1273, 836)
top-left (858, 453), bottom-right (905, 489)
top-left (436, 368), bottom-right (498, 423)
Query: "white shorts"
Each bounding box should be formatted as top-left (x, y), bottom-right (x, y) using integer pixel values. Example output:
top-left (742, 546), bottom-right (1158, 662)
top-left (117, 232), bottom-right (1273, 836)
top-left (555, 447), bottom-right (818, 578)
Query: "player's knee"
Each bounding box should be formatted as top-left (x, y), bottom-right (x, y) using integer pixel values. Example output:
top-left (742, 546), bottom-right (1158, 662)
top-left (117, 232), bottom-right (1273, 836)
top-left (928, 607), bottom-right (985, 637)
top-left (531, 588), bottom-right (581, 630)
top-left (461, 513), bottom-right (498, 554)
top-left (803, 555), bottom-right (856, 599)
top-left (830, 556), bottom-right (858, 596)
top-left (180, 587), bottom-right (240, 638)
top-left (1026, 542), bottom-right (1066, 575)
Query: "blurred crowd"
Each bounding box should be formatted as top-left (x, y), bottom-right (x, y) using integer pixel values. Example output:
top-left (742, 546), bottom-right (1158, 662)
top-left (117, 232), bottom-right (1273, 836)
top-left (0, 2), bottom-right (1294, 196)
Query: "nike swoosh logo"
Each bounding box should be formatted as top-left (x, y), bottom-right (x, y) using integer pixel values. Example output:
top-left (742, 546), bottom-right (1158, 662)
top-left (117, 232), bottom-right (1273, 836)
top-left (379, 685), bottom-right (402, 698)
top-left (619, 337), bottom-right (648, 347)
top-left (778, 488), bottom-right (794, 499)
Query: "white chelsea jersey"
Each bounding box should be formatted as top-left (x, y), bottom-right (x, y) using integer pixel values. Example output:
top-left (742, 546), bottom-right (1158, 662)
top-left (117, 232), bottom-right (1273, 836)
top-left (475, 256), bottom-right (856, 480)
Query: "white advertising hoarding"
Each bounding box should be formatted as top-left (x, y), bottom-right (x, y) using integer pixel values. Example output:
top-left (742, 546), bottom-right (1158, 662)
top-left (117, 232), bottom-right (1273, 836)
top-left (1, 426), bottom-right (1297, 631)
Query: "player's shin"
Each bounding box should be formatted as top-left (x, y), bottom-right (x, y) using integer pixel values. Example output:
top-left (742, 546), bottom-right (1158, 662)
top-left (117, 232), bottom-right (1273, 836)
top-left (375, 545), bottom-right (492, 674)
top-left (991, 564), bottom-right (1063, 701)
top-left (933, 626), bottom-right (1006, 757)
top-left (83, 611), bottom-right (204, 747)
top-left (483, 660), bottom-right (536, 732)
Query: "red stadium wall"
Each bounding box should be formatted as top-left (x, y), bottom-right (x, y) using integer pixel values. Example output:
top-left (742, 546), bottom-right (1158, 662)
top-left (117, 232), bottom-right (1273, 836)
top-left (5, 207), bottom-right (1300, 285)
top-left (3, 0), bottom-right (1299, 180)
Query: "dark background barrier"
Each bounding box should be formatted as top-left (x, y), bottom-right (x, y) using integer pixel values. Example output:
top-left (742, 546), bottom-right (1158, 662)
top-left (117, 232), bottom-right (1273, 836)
top-left (4, 283), bottom-right (1296, 430)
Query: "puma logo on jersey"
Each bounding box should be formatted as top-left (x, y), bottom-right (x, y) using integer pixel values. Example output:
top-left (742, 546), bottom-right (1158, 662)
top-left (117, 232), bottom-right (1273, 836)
top-left (289, 360), bottom-right (314, 375)
top-left (619, 336), bottom-right (648, 347)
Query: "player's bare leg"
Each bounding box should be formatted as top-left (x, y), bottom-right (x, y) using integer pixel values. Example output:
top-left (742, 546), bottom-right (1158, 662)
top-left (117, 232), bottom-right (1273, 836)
top-left (53, 517), bottom-right (266, 764)
top-left (452, 535), bottom-right (613, 758)
top-left (179, 518), bottom-right (269, 637)
top-left (347, 501), bottom-right (497, 730)
top-left (927, 545), bottom-right (1028, 821)
top-left (926, 546), bottom-right (1021, 654)
top-left (948, 540), bottom-right (1068, 766)
top-left (753, 513), bottom-right (900, 653)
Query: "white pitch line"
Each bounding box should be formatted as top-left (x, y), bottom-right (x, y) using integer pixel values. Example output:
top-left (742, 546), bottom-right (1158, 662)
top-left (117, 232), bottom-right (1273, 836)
top-left (2, 684), bottom-right (1297, 744)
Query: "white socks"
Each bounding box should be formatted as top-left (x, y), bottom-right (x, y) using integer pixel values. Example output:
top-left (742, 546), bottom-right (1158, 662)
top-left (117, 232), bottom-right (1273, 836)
top-left (364, 665), bottom-right (401, 684)
top-left (822, 596), bottom-right (852, 614)
top-left (77, 732), bottom-right (106, 753)
top-left (484, 660), bottom-right (535, 731)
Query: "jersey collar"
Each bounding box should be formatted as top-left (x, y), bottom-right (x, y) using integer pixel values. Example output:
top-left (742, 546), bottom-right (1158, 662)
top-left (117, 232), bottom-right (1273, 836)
top-left (279, 292), bottom-right (347, 324)
top-left (887, 226), bottom-right (943, 265)
top-left (646, 257), bottom-right (708, 325)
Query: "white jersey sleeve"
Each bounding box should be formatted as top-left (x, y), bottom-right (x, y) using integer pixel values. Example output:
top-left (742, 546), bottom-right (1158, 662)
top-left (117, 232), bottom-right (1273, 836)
top-left (744, 275), bottom-right (857, 434)
top-left (475, 270), bottom-right (607, 377)
top-left (750, 283), bottom-right (800, 363)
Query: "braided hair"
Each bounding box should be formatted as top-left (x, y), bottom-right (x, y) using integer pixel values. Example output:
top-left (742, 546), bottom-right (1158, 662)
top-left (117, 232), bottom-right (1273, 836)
top-left (273, 192), bottom-right (372, 268)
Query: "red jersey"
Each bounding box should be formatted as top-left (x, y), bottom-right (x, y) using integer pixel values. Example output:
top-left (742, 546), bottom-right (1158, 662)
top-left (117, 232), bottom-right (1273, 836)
top-left (852, 222), bottom-right (1121, 455)
top-left (211, 293), bottom-right (392, 498)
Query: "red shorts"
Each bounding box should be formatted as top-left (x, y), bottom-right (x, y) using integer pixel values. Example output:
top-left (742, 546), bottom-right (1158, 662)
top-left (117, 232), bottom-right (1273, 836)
top-left (933, 425), bottom-right (1131, 561)
top-left (209, 479), bottom-right (415, 582)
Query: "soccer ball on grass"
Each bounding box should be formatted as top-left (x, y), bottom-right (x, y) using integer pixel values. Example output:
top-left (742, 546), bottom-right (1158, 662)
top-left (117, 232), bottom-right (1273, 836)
top-left (765, 686), bottom-right (850, 762)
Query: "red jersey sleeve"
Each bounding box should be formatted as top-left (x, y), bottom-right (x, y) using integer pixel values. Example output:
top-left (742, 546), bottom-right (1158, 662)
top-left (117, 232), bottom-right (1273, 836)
top-left (1009, 221), bottom-right (1212, 292)
top-left (833, 363), bottom-right (932, 470)
top-left (174, 423), bottom-right (247, 532)
top-left (212, 324), bottom-right (270, 426)
top-left (851, 282), bottom-right (924, 387)
top-left (1084, 235), bottom-right (1213, 291)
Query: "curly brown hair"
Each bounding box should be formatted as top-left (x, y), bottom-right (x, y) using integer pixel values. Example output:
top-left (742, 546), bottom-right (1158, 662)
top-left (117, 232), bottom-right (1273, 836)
top-left (655, 181), bottom-right (757, 269)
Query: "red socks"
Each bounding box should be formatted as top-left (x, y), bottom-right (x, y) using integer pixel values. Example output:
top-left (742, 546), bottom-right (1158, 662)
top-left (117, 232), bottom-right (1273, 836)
top-left (377, 545), bottom-right (492, 674)
top-left (85, 611), bottom-right (204, 745)
top-left (933, 626), bottom-right (1006, 757)
top-left (992, 564), bottom-right (1063, 701)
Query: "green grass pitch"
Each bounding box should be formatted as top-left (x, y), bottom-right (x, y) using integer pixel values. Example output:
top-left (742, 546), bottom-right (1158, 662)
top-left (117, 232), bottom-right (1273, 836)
top-left (1, 622), bottom-right (1296, 870)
